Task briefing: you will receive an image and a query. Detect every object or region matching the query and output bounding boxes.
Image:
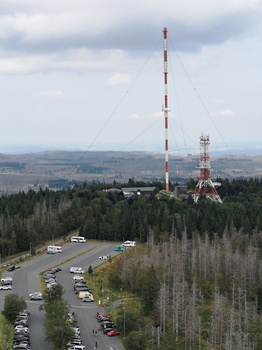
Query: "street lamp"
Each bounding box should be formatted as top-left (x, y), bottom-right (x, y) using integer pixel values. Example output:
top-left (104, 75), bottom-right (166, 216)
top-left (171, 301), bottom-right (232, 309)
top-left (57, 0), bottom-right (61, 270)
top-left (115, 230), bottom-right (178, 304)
top-left (101, 279), bottom-right (104, 299)
top-left (123, 307), bottom-right (126, 339)
top-left (29, 242), bottom-right (32, 259)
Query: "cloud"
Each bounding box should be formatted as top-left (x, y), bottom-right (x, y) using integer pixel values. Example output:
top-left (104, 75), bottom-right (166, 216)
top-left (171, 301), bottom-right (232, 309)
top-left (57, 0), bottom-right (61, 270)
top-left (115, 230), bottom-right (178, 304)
top-left (105, 74), bottom-right (131, 86)
top-left (0, 0), bottom-right (261, 56)
top-left (36, 90), bottom-right (70, 99)
top-left (128, 113), bottom-right (140, 119)
top-left (152, 111), bottom-right (163, 118)
top-left (211, 109), bottom-right (234, 117)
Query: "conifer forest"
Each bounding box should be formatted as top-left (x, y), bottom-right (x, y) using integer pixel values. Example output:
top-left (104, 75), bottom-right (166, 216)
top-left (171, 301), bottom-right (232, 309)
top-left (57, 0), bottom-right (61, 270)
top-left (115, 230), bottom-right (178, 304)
top-left (1, 178), bottom-right (262, 349)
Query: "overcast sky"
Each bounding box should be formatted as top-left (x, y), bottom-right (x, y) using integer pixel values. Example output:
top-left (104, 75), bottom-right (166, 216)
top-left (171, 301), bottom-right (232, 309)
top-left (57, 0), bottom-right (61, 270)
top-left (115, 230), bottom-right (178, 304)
top-left (0, 0), bottom-right (261, 155)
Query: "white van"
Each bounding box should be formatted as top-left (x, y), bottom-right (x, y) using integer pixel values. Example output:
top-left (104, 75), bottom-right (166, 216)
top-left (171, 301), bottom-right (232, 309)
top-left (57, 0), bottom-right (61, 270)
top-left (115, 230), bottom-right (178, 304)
top-left (71, 236), bottom-right (86, 243)
top-left (47, 245), bottom-right (62, 253)
top-left (123, 240), bottom-right (136, 247)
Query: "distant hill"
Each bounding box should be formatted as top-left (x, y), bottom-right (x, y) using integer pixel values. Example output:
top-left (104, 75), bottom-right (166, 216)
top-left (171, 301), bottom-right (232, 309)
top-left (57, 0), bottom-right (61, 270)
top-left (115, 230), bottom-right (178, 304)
top-left (0, 150), bottom-right (262, 194)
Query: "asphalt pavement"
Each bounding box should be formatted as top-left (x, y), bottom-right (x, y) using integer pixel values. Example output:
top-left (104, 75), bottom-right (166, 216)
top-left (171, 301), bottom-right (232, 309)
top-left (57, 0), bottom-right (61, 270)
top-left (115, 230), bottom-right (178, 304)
top-left (0, 241), bottom-right (124, 350)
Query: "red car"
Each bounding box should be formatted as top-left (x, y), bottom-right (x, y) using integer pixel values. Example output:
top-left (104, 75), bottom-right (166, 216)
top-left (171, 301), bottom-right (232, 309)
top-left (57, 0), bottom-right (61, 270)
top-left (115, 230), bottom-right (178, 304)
top-left (96, 312), bottom-right (110, 320)
top-left (107, 330), bottom-right (120, 337)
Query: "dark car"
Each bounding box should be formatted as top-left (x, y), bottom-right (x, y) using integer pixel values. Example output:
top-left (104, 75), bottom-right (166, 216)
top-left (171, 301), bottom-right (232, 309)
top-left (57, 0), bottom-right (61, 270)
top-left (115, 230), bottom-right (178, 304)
top-left (99, 317), bottom-right (111, 323)
top-left (15, 331), bottom-right (29, 338)
top-left (73, 282), bottom-right (86, 289)
top-left (75, 286), bottom-right (90, 294)
top-left (15, 315), bottom-right (29, 322)
top-left (51, 267), bottom-right (62, 273)
top-left (14, 320), bottom-right (29, 327)
top-left (1, 279), bottom-right (12, 285)
top-left (102, 322), bottom-right (115, 329)
top-left (96, 312), bottom-right (110, 320)
top-left (103, 328), bottom-right (113, 334)
top-left (13, 335), bottom-right (30, 343)
top-left (7, 265), bottom-right (15, 271)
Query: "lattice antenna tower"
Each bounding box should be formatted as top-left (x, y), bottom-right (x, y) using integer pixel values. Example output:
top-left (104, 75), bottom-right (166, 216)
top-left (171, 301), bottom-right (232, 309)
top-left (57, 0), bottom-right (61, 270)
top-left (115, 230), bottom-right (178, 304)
top-left (192, 133), bottom-right (222, 203)
top-left (162, 27), bottom-right (170, 192)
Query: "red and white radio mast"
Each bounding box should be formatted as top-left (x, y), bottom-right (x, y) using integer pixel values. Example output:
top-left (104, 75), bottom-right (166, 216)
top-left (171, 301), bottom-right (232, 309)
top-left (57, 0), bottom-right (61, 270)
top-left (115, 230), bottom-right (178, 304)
top-left (192, 134), bottom-right (222, 203)
top-left (163, 27), bottom-right (170, 192)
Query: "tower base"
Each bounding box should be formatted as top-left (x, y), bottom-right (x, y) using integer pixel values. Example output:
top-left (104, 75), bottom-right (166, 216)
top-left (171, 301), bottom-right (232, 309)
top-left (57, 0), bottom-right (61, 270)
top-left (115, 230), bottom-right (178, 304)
top-left (192, 178), bottom-right (222, 204)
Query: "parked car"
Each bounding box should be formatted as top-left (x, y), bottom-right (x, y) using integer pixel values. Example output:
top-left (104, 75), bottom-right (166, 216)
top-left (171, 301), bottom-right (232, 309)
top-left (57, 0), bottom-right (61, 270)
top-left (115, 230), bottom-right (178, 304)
top-left (17, 310), bottom-right (30, 317)
top-left (107, 330), bottom-right (120, 336)
top-left (73, 275), bottom-right (84, 282)
top-left (13, 344), bottom-right (31, 350)
top-left (15, 326), bottom-right (29, 332)
top-left (70, 267), bottom-right (84, 274)
top-left (67, 339), bottom-right (82, 346)
top-left (44, 271), bottom-right (56, 278)
top-left (99, 255), bottom-right (111, 260)
top-left (14, 326), bottom-right (29, 332)
top-left (15, 330), bottom-right (30, 338)
top-left (51, 267), bottom-right (62, 273)
top-left (98, 316), bottom-right (111, 323)
top-left (1, 276), bottom-right (12, 283)
top-left (13, 334), bottom-right (30, 342)
top-left (13, 345), bottom-right (31, 350)
top-left (82, 296), bottom-right (94, 302)
top-left (0, 284), bottom-right (12, 290)
top-left (103, 328), bottom-right (113, 334)
top-left (102, 322), bottom-right (115, 329)
top-left (29, 292), bottom-right (42, 300)
top-left (73, 281), bottom-right (87, 287)
top-left (75, 286), bottom-right (90, 294)
top-left (16, 314), bottom-right (29, 321)
top-left (96, 312), bottom-right (110, 320)
top-left (14, 319), bottom-right (28, 327)
top-left (71, 326), bottom-right (80, 335)
top-left (67, 346), bottom-right (86, 350)
top-left (7, 265), bottom-right (16, 271)
top-left (47, 282), bottom-right (58, 290)
top-left (1, 279), bottom-right (13, 285)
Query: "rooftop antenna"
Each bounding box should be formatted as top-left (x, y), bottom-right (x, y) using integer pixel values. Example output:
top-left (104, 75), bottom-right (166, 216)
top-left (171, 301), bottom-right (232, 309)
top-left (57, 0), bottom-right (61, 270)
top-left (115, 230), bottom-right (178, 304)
top-left (192, 133), bottom-right (222, 203)
top-left (163, 27), bottom-right (170, 192)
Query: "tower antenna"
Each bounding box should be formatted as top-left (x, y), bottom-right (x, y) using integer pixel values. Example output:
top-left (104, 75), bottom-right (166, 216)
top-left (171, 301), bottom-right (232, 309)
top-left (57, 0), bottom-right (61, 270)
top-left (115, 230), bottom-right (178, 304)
top-left (192, 133), bottom-right (222, 203)
top-left (163, 27), bottom-right (170, 192)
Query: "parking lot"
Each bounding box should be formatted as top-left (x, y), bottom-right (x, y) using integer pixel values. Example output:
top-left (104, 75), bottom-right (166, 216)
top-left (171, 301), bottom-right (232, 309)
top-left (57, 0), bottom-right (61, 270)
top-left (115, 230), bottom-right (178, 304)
top-left (0, 241), bottom-right (124, 350)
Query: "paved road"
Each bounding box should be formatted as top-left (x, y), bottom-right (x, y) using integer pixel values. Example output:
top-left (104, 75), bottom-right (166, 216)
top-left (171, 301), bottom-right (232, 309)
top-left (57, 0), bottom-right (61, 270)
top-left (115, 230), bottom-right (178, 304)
top-left (0, 241), bottom-right (124, 350)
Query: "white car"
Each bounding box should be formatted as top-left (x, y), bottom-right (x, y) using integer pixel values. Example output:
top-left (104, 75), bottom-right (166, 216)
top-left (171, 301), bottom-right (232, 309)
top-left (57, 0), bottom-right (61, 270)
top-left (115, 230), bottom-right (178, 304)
top-left (71, 327), bottom-right (80, 335)
top-left (47, 282), bottom-right (57, 290)
top-left (73, 275), bottom-right (84, 282)
top-left (14, 345), bottom-right (31, 350)
top-left (123, 240), bottom-right (136, 247)
top-left (29, 292), bottom-right (42, 300)
top-left (82, 296), bottom-right (94, 302)
top-left (15, 326), bottom-right (29, 332)
top-left (70, 267), bottom-right (84, 274)
top-left (99, 255), bottom-right (111, 260)
top-left (0, 284), bottom-right (12, 290)
top-left (67, 346), bottom-right (86, 350)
